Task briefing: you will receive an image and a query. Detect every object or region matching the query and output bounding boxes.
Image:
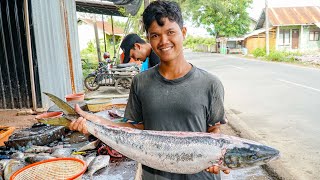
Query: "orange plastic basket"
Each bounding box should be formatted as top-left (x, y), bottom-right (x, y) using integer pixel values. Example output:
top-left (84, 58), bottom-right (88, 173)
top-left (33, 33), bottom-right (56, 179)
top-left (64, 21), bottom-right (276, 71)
top-left (10, 158), bottom-right (87, 180)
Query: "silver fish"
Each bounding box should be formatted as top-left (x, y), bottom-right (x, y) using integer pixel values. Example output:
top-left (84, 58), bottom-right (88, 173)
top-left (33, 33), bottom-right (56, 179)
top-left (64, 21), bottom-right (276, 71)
top-left (70, 154), bottom-right (84, 161)
top-left (24, 145), bottom-right (52, 153)
top-left (77, 140), bottom-right (100, 152)
top-left (84, 155), bottom-right (96, 169)
top-left (4, 159), bottom-right (25, 180)
top-left (86, 155), bottom-right (110, 178)
top-left (51, 148), bottom-right (74, 158)
top-left (24, 154), bottom-right (55, 164)
top-left (0, 160), bottom-right (10, 180)
top-left (44, 92), bottom-right (280, 174)
top-left (86, 120), bottom-right (280, 174)
top-left (10, 152), bottom-right (24, 160)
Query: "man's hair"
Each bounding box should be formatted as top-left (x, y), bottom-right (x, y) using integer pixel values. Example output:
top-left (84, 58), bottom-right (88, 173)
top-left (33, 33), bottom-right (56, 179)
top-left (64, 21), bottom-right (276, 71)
top-left (142, 1), bottom-right (183, 33)
top-left (120, 33), bottom-right (147, 63)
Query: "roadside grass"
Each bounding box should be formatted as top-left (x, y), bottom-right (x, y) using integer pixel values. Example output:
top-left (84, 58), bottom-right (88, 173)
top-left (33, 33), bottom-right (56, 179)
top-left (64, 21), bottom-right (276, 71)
top-left (244, 48), bottom-right (320, 69)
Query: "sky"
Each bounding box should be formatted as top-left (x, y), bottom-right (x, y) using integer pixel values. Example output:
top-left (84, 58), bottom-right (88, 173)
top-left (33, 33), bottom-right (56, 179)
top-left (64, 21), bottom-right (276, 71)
top-left (188, 0), bottom-right (320, 36)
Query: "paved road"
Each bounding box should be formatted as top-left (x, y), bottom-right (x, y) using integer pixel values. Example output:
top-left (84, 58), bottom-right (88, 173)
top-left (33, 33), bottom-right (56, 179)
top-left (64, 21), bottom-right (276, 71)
top-left (186, 52), bottom-right (320, 180)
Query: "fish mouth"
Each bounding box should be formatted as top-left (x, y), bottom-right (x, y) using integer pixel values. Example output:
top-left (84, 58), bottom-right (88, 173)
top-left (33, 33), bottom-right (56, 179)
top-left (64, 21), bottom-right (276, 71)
top-left (223, 143), bottom-right (280, 169)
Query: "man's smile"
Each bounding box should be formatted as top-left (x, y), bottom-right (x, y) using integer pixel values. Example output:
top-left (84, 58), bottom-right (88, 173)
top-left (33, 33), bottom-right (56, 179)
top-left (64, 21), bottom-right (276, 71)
top-left (159, 46), bottom-right (173, 52)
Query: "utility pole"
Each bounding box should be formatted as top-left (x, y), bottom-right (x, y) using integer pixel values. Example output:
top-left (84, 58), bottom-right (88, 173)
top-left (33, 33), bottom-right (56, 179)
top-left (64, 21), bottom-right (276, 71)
top-left (144, 0), bottom-right (149, 8)
top-left (265, 0), bottom-right (269, 55)
top-left (111, 15), bottom-right (116, 58)
top-left (93, 17), bottom-right (102, 62)
top-left (102, 14), bottom-right (107, 53)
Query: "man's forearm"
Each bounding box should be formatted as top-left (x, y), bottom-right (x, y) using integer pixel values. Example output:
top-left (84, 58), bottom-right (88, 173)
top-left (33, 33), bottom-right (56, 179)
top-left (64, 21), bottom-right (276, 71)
top-left (96, 118), bottom-right (144, 130)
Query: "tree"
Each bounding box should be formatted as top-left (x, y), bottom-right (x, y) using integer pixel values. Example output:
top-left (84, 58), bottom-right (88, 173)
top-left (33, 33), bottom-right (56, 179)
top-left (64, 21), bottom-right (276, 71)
top-left (178, 0), bottom-right (253, 38)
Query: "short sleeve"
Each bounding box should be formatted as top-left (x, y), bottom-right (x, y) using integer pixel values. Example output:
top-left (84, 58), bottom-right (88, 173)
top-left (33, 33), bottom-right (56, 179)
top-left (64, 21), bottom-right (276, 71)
top-left (124, 77), bottom-right (143, 124)
top-left (207, 78), bottom-right (227, 126)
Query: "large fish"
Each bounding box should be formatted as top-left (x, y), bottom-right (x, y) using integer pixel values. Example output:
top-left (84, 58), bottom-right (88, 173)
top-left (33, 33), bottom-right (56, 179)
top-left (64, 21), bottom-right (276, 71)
top-left (43, 92), bottom-right (280, 174)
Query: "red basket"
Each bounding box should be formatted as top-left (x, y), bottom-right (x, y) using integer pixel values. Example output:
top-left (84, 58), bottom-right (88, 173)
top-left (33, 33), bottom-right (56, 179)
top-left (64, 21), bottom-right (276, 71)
top-left (10, 158), bottom-right (87, 180)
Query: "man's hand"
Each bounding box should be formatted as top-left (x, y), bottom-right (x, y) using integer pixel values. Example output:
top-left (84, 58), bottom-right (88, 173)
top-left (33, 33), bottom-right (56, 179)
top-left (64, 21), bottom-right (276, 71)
top-left (206, 166), bottom-right (230, 174)
top-left (206, 122), bottom-right (230, 175)
top-left (69, 104), bottom-right (103, 135)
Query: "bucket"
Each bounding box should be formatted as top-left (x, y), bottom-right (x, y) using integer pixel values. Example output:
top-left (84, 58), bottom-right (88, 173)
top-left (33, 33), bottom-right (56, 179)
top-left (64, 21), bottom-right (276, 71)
top-left (86, 98), bottom-right (112, 112)
top-left (65, 93), bottom-right (85, 102)
top-left (35, 112), bottom-right (63, 120)
top-left (0, 126), bottom-right (15, 146)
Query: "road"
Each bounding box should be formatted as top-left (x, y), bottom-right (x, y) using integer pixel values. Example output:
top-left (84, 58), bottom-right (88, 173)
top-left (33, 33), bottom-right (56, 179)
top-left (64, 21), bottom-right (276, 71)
top-left (186, 51), bottom-right (320, 179)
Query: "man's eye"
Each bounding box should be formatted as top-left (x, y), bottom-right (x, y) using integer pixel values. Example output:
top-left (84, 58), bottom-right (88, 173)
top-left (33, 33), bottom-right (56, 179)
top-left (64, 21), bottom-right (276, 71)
top-left (168, 31), bottom-right (175, 35)
top-left (150, 34), bottom-right (158, 38)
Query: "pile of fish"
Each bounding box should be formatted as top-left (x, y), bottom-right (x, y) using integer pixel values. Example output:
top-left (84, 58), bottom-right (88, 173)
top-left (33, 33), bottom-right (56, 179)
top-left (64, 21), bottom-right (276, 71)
top-left (0, 141), bottom-right (112, 180)
top-left (42, 92), bottom-right (280, 175)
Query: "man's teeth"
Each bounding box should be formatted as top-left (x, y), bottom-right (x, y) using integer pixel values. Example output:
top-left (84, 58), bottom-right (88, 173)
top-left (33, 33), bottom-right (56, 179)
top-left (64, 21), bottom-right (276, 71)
top-left (161, 47), bottom-right (172, 51)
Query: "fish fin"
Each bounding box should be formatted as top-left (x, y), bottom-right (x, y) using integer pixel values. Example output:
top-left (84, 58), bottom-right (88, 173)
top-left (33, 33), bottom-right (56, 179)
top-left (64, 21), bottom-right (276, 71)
top-left (37, 117), bottom-right (71, 128)
top-left (43, 92), bottom-right (77, 115)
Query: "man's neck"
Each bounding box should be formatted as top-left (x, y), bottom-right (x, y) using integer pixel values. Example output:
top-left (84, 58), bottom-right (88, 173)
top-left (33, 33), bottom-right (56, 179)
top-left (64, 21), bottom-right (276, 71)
top-left (158, 56), bottom-right (192, 80)
top-left (145, 43), bottom-right (152, 57)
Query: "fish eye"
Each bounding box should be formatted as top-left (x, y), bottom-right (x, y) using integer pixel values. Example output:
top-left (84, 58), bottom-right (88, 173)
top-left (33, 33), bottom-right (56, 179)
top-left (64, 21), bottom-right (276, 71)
top-left (249, 155), bottom-right (258, 160)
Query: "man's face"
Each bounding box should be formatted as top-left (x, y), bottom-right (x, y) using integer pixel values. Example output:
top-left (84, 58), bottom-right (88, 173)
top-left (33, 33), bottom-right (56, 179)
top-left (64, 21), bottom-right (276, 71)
top-left (147, 18), bottom-right (186, 62)
top-left (129, 44), bottom-right (148, 62)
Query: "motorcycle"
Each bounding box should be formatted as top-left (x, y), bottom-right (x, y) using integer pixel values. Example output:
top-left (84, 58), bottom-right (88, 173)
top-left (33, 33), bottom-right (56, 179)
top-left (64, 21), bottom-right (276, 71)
top-left (84, 59), bottom-right (139, 94)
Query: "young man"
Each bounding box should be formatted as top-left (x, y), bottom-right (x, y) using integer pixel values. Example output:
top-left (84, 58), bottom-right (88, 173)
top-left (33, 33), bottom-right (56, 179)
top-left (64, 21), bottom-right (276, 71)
top-left (120, 33), bottom-right (160, 70)
top-left (70, 1), bottom-right (229, 179)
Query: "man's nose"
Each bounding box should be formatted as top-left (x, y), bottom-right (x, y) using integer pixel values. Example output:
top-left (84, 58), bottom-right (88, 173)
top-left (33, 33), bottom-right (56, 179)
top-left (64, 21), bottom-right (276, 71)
top-left (159, 35), bottom-right (169, 44)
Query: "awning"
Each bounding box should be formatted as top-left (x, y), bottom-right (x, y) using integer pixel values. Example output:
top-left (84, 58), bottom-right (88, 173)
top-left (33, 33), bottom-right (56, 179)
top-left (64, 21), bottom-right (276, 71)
top-left (315, 22), bottom-right (320, 29)
top-left (243, 28), bottom-right (273, 39)
top-left (75, 0), bottom-right (142, 16)
top-left (76, 0), bottom-right (123, 16)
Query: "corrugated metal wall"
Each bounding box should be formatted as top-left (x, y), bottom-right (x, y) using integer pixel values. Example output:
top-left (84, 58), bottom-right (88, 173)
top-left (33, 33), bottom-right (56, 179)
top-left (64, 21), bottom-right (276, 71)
top-left (0, 0), bottom-right (40, 109)
top-left (31, 0), bottom-right (83, 108)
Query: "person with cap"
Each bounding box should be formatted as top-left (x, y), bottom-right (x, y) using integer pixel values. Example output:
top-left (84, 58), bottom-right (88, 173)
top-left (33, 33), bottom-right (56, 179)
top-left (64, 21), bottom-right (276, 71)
top-left (120, 33), bottom-right (160, 72)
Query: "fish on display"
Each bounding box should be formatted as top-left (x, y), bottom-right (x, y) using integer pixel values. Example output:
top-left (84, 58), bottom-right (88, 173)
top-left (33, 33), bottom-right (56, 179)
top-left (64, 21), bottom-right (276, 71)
top-left (24, 154), bottom-right (55, 164)
top-left (77, 139), bottom-right (100, 152)
top-left (86, 155), bottom-right (110, 178)
top-left (51, 148), bottom-right (74, 158)
top-left (0, 160), bottom-right (10, 180)
top-left (43, 92), bottom-right (280, 174)
top-left (9, 152), bottom-right (24, 160)
top-left (70, 154), bottom-right (84, 161)
top-left (84, 155), bottom-right (96, 169)
top-left (3, 159), bottom-right (25, 180)
top-left (24, 145), bottom-right (52, 154)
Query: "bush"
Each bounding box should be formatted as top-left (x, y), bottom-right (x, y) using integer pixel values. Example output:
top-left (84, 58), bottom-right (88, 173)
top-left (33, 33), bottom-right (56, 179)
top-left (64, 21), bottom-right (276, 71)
top-left (265, 50), bottom-right (298, 62)
top-left (183, 36), bottom-right (216, 51)
top-left (252, 48), bottom-right (266, 58)
top-left (265, 51), bottom-right (285, 61)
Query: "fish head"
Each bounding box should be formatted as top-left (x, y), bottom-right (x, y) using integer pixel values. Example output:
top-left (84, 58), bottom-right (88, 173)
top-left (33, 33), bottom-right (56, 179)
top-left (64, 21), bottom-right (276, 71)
top-left (223, 143), bottom-right (280, 169)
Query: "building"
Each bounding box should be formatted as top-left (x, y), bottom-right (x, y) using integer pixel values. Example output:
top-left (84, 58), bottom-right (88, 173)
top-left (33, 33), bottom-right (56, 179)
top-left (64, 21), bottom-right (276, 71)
top-left (217, 17), bottom-right (258, 54)
top-left (245, 6), bottom-right (320, 53)
top-left (0, 0), bottom-right (133, 110)
top-left (0, 0), bottom-right (82, 109)
top-left (78, 19), bottom-right (125, 51)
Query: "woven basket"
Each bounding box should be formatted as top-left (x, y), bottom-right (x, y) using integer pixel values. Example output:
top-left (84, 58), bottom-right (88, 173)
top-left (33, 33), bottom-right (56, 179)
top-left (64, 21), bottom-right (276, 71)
top-left (10, 158), bottom-right (87, 180)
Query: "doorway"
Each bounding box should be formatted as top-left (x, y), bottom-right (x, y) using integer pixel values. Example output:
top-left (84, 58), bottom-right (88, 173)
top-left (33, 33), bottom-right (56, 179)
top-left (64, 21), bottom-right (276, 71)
top-left (292, 29), bottom-right (299, 49)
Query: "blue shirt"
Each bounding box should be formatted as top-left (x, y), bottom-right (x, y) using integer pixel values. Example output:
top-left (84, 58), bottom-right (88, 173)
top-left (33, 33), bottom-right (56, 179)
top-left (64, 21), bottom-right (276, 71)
top-left (140, 57), bottom-right (149, 72)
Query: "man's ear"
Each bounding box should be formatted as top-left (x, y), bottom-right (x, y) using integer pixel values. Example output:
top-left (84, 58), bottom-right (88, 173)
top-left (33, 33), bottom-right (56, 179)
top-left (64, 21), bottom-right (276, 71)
top-left (182, 27), bottom-right (187, 40)
top-left (134, 43), bottom-right (142, 50)
top-left (144, 34), bottom-right (150, 43)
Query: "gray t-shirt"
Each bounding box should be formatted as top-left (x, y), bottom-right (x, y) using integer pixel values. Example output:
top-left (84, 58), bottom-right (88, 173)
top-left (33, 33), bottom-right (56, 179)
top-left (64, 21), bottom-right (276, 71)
top-left (124, 64), bottom-right (225, 180)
